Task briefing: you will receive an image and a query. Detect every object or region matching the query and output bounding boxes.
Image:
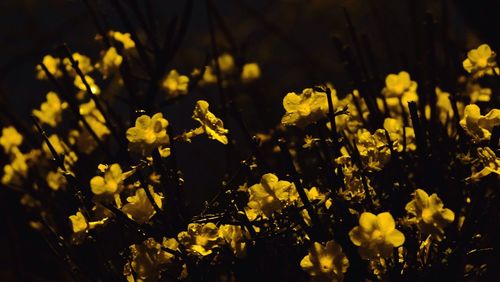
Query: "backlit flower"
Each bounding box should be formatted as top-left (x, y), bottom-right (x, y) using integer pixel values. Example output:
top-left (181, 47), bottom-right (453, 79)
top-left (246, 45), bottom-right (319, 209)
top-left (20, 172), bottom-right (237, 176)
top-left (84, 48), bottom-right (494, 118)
top-left (281, 87), bottom-right (332, 128)
top-left (459, 104), bottom-right (500, 141)
top-left (349, 212), bottom-right (405, 259)
top-left (462, 44), bottom-right (499, 77)
top-left (121, 187), bottom-right (163, 224)
top-left (405, 189), bottom-right (455, 241)
top-left (126, 113), bottom-right (170, 157)
top-left (300, 240), bottom-right (349, 281)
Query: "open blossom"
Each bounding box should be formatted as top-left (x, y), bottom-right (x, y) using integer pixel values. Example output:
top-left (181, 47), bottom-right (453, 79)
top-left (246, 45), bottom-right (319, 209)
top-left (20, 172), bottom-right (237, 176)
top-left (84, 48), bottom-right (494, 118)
top-left (124, 237), bottom-right (186, 282)
top-left (0, 126), bottom-right (23, 154)
top-left (126, 113), bottom-right (170, 157)
top-left (121, 187), bottom-right (163, 224)
top-left (191, 100), bottom-right (229, 144)
top-left (32, 92), bottom-right (68, 127)
top-left (69, 211), bottom-right (107, 234)
top-left (462, 44), bottom-right (499, 77)
top-left (459, 104), bottom-right (499, 141)
top-left (161, 69), bottom-right (189, 98)
top-left (177, 223), bottom-right (224, 256)
top-left (349, 212), bottom-right (405, 259)
top-left (281, 87), bottom-right (332, 128)
top-left (245, 173), bottom-right (299, 220)
top-left (1, 147), bottom-right (29, 185)
top-left (46, 170), bottom-right (67, 191)
top-left (382, 71), bottom-right (418, 114)
top-left (90, 163), bottom-right (127, 197)
top-left (300, 240), bottom-right (349, 282)
top-left (405, 189), bottom-right (455, 241)
top-left (74, 74), bottom-right (101, 95)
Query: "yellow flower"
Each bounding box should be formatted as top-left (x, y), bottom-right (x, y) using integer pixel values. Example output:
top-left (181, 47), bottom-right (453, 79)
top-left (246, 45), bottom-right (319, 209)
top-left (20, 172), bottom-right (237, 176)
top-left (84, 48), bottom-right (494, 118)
top-left (90, 163), bottom-right (126, 196)
top-left (241, 62), bottom-right (261, 83)
top-left (462, 44), bottom-right (499, 77)
top-left (191, 100), bottom-right (229, 144)
top-left (383, 118), bottom-right (416, 152)
top-left (1, 147), bottom-right (28, 185)
top-left (349, 212), bottom-right (405, 259)
top-left (110, 31), bottom-right (136, 50)
top-left (300, 240), bottom-right (349, 282)
top-left (355, 129), bottom-right (391, 171)
top-left (32, 92), bottom-right (68, 127)
top-left (303, 135), bottom-right (320, 149)
top-left (218, 224), bottom-right (249, 258)
top-left (126, 113), bottom-right (170, 157)
top-left (459, 104), bottom-right (500, 141)
top-left (63, 52), bottom-right (94, 75)
top-left (74, 74), bottom-right (101, 95)
top-left (69, 211), bottom-right (107, 234)
top-left (46, 170), bottom-right (67, 191)
top-left (79, 99), bottom-right (110, 138)
top-left (433, 87), bottom-right (455, 125)
top-left (125, 237), bottom-right (185, 282)
top-left (245, 173), bottom-right (298, 220)
top-left (36, 55), bottom-right (62, 80)
top-left (281, 87), bottom-right (333, 128)
top-left (96, 47), bottom-right (123, 78)
top-left (217, 53), bottom-right (235, 74)
top-left (405, 189), bottom-right (455, 241)
top-left (42, 134), bottom-right (78, 168)
top-left (306, 187), bottom-right (332, 209)
top-left (161, 69), bottom-right (189, 98)
top-left (382, 71), bottom-right (417, 98)
top-left (121, 187), bottom-right (163, 224)
top-left (0, 126), bottom-right (23, 154)
top-left (467, 83), bottom-right (492, 103)
top-left (178, 222), bottom-right (224, 256)
top-left (69, 211), bottom-right (88, 233)
top-left (467, 147), bottom-right (500, 182)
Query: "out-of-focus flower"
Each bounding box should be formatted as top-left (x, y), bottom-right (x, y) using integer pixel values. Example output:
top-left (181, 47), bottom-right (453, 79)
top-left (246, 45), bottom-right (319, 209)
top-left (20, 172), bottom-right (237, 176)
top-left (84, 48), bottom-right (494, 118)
top-left (0, 126), bottom-right (23, 154)
top-left (46, 170), bottom-right (67, 191)
top-left (178, 223), bottom-right (224, 256)
top-left (121, 187), bottom-right (163, 224)
top-left (32, 92), bottom-right (68, 127)
top-left (90, 163), bottom-right (127, 197)
top-left (467, 147), bottom-right (500, 182)
top-left (303, 135), bottom-right (320, 149)
top-left (218, 224), bottom-right (249, 258)
top-left (126, 113), bottom-right (170, 157)
top-left (349, 212), bottom-right (405, 259)
top-left (459, 104), bottom-right (500, 141)
top-left (96, 47), bottom-right (123, 78)
top-left (1, 147), bottom-right (28, 185)
top-left (405, 189), bottom-right (455, 241)
top-left (79, 99), bottom-right (110, 138)
top-left (245, 173), bottom-right (298, 220)
top-left (74, 75), bottom-right (101, 95)
top-left (125, 237), bottom-right (186, 282)
top-left (300, 240), bottom-right (349, 281)
top-left (42, 134), bottom-right (78, 169)
top-left (63, 52), bottom-right (94, 75)
top-left (281, 87), bottom-right (332, 128)
top-left (200, 53), bottom-right (235, 85)
top-left (241, 62), bottom-right (261, 83)
top-left (383, 118), bottom-right (416, 152)
top-left (110, 31), bottom-right (136, 50)
top-left (381, 71), bottom-right (418, 116)
top-left (462, 44), bottom-right (499, 77)
top-left (36, 55), bottom-right (62, 80)
top-left (161, 69), bottom-right (189, 98)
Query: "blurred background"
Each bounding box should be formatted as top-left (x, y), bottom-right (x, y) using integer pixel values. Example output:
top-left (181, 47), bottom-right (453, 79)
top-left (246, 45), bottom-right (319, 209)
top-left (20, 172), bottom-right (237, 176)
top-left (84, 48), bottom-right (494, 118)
top-left (0, 0), bottom-right (498, 280)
